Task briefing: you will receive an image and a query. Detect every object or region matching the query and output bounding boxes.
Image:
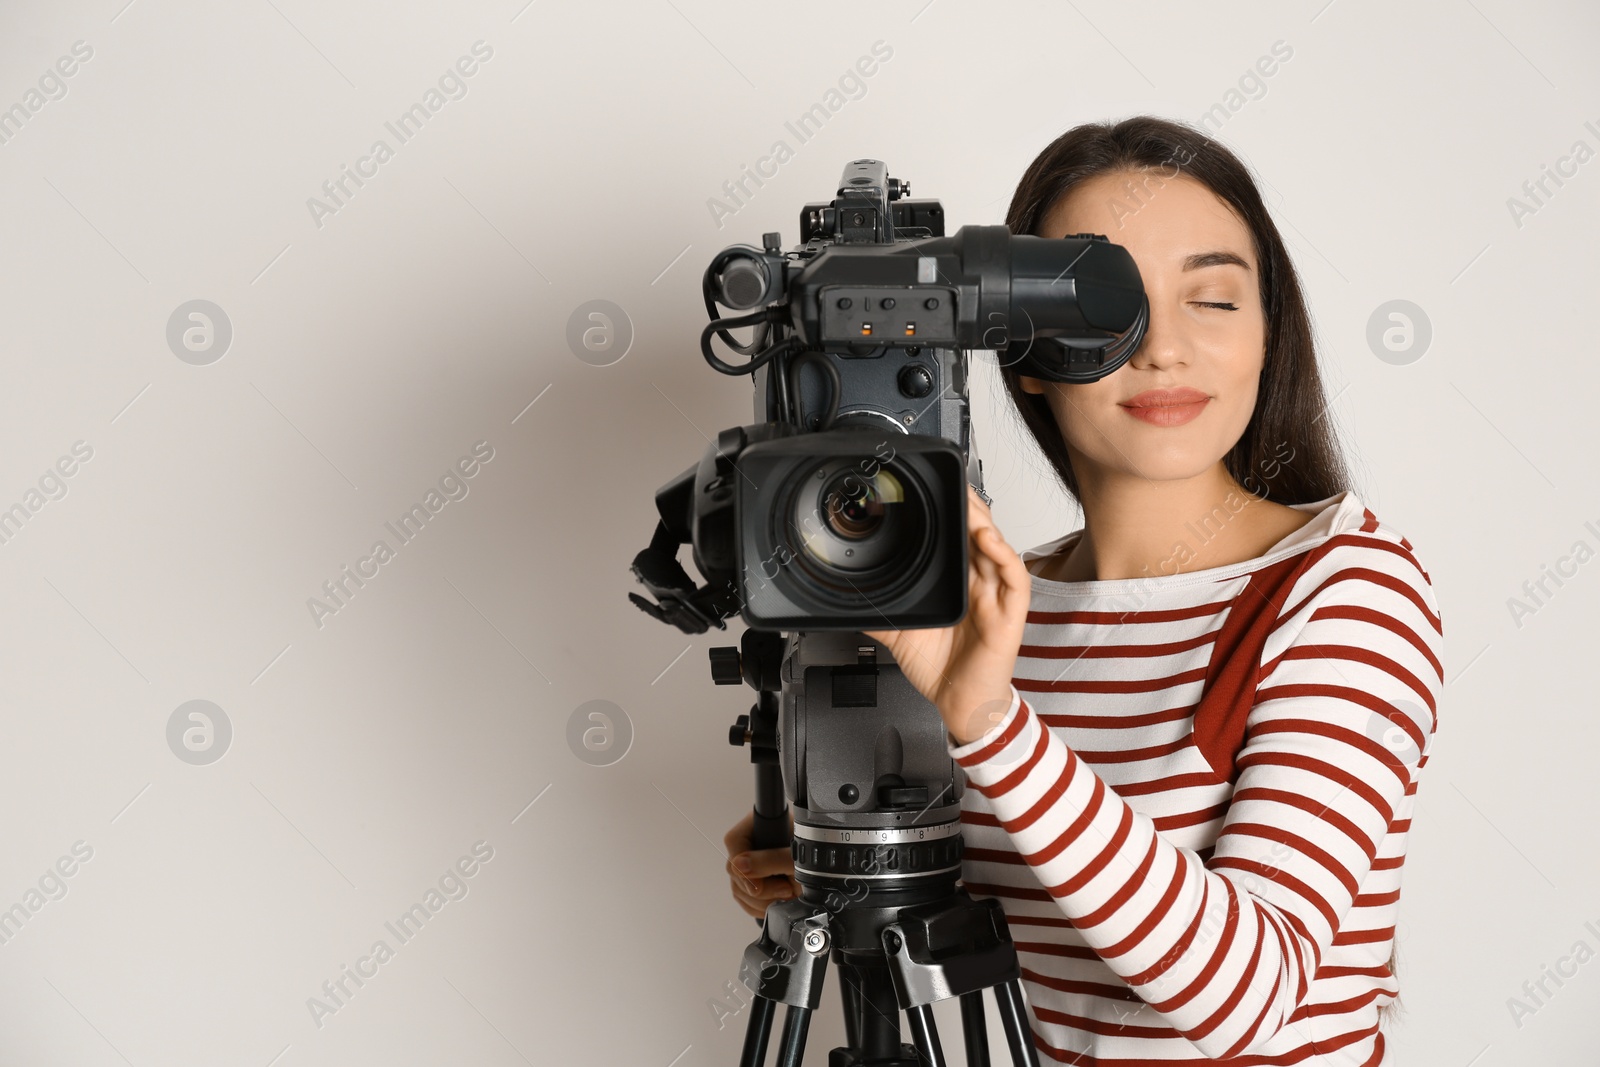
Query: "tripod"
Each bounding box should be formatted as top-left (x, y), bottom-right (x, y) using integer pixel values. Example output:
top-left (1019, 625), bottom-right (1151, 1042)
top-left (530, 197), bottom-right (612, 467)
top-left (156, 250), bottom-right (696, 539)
top-left (720, 630), bottom-right (1041, 1066)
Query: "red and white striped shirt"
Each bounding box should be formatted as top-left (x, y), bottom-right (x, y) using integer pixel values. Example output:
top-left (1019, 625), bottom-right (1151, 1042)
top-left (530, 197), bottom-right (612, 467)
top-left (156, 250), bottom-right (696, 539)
top-left (949, 490), bottom-right (1442, 1065)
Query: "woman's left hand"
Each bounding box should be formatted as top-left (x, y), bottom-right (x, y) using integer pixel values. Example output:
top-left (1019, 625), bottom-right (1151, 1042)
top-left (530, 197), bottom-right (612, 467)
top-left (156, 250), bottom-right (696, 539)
top-left (865, 484), bottom-right (1031, 746)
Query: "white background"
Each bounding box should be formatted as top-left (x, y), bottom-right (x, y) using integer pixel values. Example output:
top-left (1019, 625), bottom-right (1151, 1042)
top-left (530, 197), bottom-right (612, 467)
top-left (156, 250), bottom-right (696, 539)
top-left (0, 1), bottom-right (1596, 1064)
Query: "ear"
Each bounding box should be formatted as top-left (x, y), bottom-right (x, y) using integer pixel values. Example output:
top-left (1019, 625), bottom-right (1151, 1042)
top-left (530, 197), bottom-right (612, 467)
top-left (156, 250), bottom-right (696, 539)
top-left (1018, 375), bottom-right (1046, 396)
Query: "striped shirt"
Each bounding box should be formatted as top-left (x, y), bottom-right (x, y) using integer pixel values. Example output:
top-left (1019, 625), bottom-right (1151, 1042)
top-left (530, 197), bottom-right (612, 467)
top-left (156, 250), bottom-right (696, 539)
top-left (948, 490), bottom-right (1443, 1065)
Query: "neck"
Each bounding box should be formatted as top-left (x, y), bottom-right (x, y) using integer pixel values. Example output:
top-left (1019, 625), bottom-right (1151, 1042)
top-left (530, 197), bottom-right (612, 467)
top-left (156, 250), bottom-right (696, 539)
top-left (1066, 460), bottom-right (1267, 582)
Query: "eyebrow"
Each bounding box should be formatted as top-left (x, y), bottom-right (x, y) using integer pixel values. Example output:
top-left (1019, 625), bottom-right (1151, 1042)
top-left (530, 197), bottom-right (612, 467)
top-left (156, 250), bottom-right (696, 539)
top-left (1182, 250), bottom-right (1252, 273)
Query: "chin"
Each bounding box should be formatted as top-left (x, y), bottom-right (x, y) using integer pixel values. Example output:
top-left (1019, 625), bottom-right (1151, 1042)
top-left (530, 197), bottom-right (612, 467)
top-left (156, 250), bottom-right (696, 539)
top-left (1105, 437), bottom-right (1221, 479)
top-left (1141, 458), bottom-right (1226, 483)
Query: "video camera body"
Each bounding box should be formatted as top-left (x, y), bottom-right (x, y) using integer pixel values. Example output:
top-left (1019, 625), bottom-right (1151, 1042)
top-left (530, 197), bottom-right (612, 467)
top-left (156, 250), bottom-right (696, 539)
top-left (630, 157), bottom-right (1147, 634)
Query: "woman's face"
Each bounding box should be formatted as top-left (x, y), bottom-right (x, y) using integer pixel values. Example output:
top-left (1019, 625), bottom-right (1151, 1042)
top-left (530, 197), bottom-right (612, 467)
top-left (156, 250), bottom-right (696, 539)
top-left (1019, 170), bottom-right (1267, 488)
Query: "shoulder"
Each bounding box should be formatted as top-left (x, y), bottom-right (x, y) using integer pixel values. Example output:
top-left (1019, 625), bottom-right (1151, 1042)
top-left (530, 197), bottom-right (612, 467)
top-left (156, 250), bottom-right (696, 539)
top-left (1275, 492), bottom-right (1441, 636)
top-left (1191, 495), bottom-right (1444, 782)
top-left (1252, 494), bottom-right (1445, 748)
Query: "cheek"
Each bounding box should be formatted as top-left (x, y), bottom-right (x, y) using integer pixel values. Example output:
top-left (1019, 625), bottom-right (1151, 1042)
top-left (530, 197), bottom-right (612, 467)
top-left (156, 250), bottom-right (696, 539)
top-left (1224, 355), bottom-right (1265, 428)
top-left (1201, 328), bottom-right (1265, 427)
top-left (1225, 372), bottom-right (1260, 422)
top-left (1049, 382), bottom-right (1121, 454)
top-left (1213, 388), bottom-right (1258, 454)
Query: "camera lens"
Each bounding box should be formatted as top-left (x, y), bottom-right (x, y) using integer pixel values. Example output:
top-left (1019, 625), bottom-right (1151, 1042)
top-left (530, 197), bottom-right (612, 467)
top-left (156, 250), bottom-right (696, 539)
top-left (784, 458), bottom-right (930, 591)
top-left (822, 472), bottom-right (886, 540)
top-left (807, 466), bottom-right (907, 571)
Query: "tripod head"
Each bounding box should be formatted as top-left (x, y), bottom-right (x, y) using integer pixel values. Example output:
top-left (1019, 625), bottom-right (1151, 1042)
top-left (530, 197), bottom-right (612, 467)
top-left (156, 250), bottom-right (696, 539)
top-left (721, 628), bottom-right (964, 889)
top-left (717, 629), bottom-right (1040, 1066)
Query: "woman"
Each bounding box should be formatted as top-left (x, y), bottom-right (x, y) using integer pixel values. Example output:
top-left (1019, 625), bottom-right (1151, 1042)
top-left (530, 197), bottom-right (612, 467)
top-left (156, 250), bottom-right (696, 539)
top-left (725, 116), bottom-right (1441, 1064)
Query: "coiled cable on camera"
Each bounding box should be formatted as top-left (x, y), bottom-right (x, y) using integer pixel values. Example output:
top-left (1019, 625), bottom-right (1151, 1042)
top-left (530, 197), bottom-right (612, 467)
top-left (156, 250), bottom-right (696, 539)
top-left (699, 308), bottom-right (839, 433)
top-left (699, 307), bottom-right (797, 377)
top-left (786, 350), bottom-right (840, 432)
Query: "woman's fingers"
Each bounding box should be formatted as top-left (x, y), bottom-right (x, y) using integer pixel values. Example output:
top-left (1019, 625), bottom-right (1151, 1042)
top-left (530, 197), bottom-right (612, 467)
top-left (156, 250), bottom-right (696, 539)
top-left (748, 874), bottom-right (798, 900)
top-left (732, 874), bottom-right (799, 918)
top-left (971, 514), bottom-right (1006, 612)
top-left (968, 488), bottom-right (1005, 571)
top-left (727, 841), bottom-right (798, 909)
top-left (725, 809), bottom-right (801, 917)
top-left (722, 809), bottom-right (754, 856)
top-left (967, 483), bottom-right (998, 532)
top-left (722, 807), bottom-right (795, 858)
top-left (729, 846), bottom-right (792, 881)
top-left (732, 879), bottom-right (765, 918)
top-left (998, 535), bottom-right (1031, 604)
top-left (736, 875), bottom-right (798, 902)
top-left (965, 486), bottom-right (1028, 594)
top-left (734, 886), bottom-right (794, 918)
top-left (972, 526), bottom-right (1000, 587)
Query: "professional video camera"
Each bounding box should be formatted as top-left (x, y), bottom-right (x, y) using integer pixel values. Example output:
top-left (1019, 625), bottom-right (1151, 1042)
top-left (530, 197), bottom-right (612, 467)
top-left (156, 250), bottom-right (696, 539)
top-left (629, 159), bottom-right (1146, 1066)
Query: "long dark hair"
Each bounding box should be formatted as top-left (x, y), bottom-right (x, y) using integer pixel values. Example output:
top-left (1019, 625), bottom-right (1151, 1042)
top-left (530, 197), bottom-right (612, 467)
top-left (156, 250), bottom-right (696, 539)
top-left (1000, 115), bottom-right (1352, 507)
top-left (1001, 116), bottom-right (1397, 1027)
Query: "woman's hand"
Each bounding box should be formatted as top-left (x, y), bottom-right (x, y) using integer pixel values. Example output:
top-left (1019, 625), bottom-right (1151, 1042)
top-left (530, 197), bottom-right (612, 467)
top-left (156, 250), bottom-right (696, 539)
top-left (865, 484), bottom-right (1031, 746)
top-left (723, 807), bottom-right (798, 920)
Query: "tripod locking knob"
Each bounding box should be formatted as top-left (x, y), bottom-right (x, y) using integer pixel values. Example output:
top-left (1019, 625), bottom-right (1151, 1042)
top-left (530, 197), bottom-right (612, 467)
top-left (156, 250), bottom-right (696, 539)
top-left (728, 715), bottom-right (751, 747)
top-left (709, 646), bottom-right (743, 685)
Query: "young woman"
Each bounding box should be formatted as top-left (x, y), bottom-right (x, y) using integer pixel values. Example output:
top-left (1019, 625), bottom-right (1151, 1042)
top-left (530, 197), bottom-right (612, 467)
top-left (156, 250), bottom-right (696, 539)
top-left (726, 116), bottom-right (1442, 1064)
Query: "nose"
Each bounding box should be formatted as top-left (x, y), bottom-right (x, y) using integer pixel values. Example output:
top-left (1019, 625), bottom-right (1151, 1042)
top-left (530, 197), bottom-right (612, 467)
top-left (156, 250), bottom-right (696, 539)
top-left (1126, 289), bottom-right (1191, 372)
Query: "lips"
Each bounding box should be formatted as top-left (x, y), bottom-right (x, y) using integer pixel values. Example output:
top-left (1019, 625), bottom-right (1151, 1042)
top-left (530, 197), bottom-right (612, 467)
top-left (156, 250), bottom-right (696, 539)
top-left (1122, 388), bottom-right (1209, 408)
top-left (1119, 387), bottom-right (1210, 427)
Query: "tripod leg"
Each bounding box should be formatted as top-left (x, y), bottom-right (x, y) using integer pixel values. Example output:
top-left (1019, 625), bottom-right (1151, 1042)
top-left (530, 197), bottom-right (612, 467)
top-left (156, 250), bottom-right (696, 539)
top-left (960, 991), bottom-right (990, 1067)
top-left (739, 996), bottom-right (776, 1067)
top-left (853, 963), bottom-right (904, 1061)
top-left (837, 958), bottom-right (863, 1049)
top-left (904, 1004), bottom-right (947, 1067)
top-left (776, 1004), bottom-right (813, 1067)
top-left (993, 979), bottom-right (1041, 1067)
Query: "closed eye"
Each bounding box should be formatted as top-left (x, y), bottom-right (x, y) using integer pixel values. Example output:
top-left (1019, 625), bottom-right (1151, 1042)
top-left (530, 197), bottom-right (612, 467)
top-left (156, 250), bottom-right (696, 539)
top-left (1193, 301), bottom-right (1238, 310)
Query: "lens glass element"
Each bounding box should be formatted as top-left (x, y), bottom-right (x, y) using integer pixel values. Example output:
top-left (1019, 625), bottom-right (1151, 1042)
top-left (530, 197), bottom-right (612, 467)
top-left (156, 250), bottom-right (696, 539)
top-left (792, 461), bottom-right (922, 576)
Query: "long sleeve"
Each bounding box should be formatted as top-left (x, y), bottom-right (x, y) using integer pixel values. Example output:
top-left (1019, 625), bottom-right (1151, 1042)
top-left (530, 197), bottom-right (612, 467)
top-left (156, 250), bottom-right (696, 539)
top-left (947, 539), bottom-right (1443, 1058)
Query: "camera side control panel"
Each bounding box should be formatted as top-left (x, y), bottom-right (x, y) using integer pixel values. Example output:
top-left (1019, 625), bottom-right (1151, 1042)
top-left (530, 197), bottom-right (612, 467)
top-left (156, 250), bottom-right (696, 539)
top-left (819, 286), bottom-right (957, 346)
